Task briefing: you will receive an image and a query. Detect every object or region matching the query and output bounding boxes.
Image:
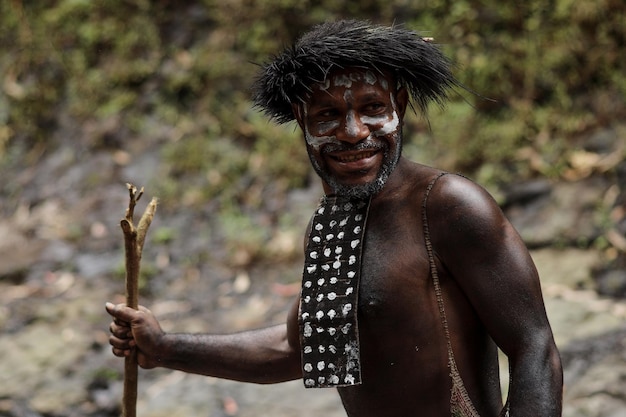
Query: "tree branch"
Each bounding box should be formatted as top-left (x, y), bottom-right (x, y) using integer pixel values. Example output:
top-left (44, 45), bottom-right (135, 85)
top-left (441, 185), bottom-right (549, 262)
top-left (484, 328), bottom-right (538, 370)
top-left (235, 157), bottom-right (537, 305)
top-left (120, 183), bottom-right (157, 417)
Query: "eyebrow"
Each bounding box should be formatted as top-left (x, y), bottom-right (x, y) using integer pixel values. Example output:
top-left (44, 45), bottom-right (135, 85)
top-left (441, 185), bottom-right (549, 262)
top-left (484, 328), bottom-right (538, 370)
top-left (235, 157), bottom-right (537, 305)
top-left (309, 92), bottom-right (389, 109)
top-left (359, 92), bottom-right (388, 102)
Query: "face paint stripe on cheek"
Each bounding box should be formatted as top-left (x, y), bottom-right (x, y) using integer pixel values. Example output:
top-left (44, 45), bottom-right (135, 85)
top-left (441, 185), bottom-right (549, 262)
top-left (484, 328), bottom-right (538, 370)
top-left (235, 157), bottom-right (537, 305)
top-left (360, 92), bottom-right (399, 136)
top-left (367, 111), bottom-right (399, 136)
top-left (317, 120), bottom-right (340, 136)
top-left (305, 124), bottom-right (342, 150)
top-left (306, 133), bottom-right (341, 150)
top-left (303, 105), bottom-right (341, 150)
top-left (369, 93), bottom-right (400, 135)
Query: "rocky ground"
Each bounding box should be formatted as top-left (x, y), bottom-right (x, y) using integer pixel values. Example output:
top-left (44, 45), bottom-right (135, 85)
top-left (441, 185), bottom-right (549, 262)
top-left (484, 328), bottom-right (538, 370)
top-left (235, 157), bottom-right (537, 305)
top-left (0, 125), bottom-right (625, 417)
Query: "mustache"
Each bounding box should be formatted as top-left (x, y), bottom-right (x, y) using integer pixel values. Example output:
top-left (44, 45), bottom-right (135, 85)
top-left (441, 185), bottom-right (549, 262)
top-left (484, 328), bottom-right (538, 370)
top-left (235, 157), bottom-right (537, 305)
top-left (322, 139), bottom-right (386, 154)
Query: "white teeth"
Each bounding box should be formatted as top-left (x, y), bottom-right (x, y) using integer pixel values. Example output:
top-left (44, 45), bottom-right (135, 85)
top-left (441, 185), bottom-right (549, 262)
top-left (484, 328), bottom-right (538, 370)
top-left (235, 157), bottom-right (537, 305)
top-left (337, 151), bottom-right (375, 162)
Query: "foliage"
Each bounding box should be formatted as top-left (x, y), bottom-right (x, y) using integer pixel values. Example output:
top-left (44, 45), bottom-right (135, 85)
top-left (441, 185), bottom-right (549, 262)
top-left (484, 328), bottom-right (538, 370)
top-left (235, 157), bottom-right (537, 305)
top-left (1, 0), bottom-right (624, 262)
top-left (404, 0), bottom-right (625, 182)
top-left (3, 0), bottom-right (623, 168)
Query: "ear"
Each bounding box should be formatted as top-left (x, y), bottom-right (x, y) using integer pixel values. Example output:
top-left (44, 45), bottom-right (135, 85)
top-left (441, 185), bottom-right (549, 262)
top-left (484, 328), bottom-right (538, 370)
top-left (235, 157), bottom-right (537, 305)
top-left (291, 102), bottom-right (305, 131)
top-left (395, 87), bottom-right (409, 120)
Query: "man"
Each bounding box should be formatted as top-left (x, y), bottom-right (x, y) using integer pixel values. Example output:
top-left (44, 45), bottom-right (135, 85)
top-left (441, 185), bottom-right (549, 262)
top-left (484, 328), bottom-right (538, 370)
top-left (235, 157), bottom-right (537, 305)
top-left (107, 20), bottom-right (563, 416)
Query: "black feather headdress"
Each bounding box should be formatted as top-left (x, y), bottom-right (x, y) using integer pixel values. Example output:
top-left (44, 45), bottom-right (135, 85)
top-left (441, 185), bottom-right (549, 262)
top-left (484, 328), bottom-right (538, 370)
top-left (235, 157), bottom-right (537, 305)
top-left (252, 19), bottom-right (460, 124)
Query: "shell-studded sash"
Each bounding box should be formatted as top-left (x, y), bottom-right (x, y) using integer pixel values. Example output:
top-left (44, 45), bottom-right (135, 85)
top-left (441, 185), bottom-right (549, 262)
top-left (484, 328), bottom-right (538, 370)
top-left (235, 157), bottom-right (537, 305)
top-left (299, 195), bottom-right (371, 388)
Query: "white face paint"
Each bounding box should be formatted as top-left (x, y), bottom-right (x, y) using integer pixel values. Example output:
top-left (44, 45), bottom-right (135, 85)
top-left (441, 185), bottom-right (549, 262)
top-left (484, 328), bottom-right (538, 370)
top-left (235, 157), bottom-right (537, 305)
top-left (305, 127), bottom-right (341, 151)
top-left (360, 93), bottom-right (400, 136)
top-left (318, 78), bottom-right (331, 91)
top-left (333, 74), bottom-right (353, 88)
top-left (316, 120), bottom-right (341, 136)
top-left (302, 68), bottom-right (405, 198)
top-left (380, 78), bottom-right (389, 91)
top-left (344, 110), bottom-right (360, 137)
top-left (363, 70), bottom-right (378, 85)
top-left (303, 103), bottom-right (343, 150)
top-left (360, 70), bottom-right (389, 90)
top-left (342, 89), bottom-right (361, 138)
top-left (303, 85), bottom-right (400, 150)
top-left (332, 72), bottom-right (363, 89)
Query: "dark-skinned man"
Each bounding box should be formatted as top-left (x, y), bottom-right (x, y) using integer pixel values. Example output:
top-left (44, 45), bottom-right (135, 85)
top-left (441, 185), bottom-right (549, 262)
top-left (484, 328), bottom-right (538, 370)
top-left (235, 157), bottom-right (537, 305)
top-left (107, 19), bottom-right (563, 417)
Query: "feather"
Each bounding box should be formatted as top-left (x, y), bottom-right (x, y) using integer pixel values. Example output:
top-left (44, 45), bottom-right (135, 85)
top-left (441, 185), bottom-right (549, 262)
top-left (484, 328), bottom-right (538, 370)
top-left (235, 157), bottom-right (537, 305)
top-left (251, 19), bottom-right (461, 124)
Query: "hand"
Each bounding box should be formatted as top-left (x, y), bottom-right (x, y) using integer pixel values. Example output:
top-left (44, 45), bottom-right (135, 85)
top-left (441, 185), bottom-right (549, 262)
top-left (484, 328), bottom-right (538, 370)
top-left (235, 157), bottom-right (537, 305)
top-left (105, 302), bottom-right (165, 369)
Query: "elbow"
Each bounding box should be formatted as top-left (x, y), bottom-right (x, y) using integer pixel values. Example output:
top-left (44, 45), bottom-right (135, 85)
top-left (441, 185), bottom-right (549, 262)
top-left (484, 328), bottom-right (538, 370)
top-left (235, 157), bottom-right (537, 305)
top-left (256, 362), bottom-right (302, 384)
top-left (506, 330), bottom-right (564, 387)
top-left (505, 338), bottom-right (563, 415)
top-left (535, 335), bottom-right (564, 389)
top-left (547, 341), bottom-right (563, 396)
top-left (537, 333), bottom-right (563, 384)
top-left (255, 348), bottom-right (302, 384)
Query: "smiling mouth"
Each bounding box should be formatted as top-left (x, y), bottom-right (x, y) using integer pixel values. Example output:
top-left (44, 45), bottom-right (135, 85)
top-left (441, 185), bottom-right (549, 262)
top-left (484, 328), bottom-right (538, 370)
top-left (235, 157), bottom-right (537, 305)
top-left (331, 150), bottom-right (378, 163)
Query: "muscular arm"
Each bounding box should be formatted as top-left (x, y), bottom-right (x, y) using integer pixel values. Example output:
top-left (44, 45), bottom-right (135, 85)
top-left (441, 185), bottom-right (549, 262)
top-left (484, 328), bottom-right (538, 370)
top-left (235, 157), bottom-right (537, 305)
top-left (106, 298), bottom-right (302, 384)
top-left (428, 175), bottom-right (563, 416)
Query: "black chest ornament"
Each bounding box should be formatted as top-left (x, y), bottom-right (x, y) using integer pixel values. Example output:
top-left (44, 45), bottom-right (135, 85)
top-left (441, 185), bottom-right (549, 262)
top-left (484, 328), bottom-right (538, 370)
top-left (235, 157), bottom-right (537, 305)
top-left (299, 195), bottom-right (371, 388)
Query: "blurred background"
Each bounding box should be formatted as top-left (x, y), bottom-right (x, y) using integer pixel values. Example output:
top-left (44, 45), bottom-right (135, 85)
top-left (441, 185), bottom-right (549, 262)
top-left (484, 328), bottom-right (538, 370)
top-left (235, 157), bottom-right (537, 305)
top-left (0, 1), bottom-right (624, 416)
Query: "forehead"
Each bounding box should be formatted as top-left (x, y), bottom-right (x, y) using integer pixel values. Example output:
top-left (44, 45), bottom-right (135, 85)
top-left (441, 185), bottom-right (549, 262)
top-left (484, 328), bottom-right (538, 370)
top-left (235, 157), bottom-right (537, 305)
top-left (305, 68), bottom-right (394, 103)
top-left (320, 68), bottom-right (391, 89)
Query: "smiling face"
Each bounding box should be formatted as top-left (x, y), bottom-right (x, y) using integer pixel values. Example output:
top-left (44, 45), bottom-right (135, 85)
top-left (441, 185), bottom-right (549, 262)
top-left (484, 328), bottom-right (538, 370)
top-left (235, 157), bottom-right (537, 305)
top-left (293, 68), bottom-right (408, 198)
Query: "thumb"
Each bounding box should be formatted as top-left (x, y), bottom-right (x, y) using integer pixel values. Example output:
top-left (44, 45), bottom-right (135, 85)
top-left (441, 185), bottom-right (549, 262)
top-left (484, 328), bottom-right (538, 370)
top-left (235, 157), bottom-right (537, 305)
top-left (105, 302), bottom-right (138, 322)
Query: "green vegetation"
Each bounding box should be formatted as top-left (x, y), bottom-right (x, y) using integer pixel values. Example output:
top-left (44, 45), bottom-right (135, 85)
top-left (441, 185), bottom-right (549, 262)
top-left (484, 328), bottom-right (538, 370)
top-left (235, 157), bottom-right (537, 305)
top-left (3, 1), bottom-right (623, 172)
top-left (1, 0), bottom-right (624, 238)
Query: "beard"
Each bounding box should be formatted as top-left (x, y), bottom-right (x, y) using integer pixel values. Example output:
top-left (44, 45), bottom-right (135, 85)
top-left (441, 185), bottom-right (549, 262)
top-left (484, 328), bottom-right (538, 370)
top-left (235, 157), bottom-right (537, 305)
top-left (308, 131), bottom-right (403, 199)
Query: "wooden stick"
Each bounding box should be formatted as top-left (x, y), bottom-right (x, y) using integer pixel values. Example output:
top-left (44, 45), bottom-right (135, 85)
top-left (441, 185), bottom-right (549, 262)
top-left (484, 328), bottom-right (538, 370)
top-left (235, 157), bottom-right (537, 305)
top-left (120, 183), bottom-right (157, 417)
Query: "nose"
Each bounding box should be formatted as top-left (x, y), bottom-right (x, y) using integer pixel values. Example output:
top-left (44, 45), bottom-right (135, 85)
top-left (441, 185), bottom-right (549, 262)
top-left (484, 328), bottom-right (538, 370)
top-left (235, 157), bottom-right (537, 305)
top-left (336, 110), bottom-right (370, 144)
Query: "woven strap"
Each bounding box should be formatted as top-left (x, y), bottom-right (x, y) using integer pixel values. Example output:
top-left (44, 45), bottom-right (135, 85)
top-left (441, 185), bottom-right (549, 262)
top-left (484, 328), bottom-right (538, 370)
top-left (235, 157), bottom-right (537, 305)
top-left (422, 172), bottom-right (512, 417)
top-left (299, 195), bottom-right (371, 388)
top-left (422, 172), bottom-right (482, 417)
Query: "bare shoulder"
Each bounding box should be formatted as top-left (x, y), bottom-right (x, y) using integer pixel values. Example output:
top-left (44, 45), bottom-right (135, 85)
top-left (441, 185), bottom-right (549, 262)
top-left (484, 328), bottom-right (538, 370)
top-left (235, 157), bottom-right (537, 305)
top-left (423, 172), bottom-right (513, 248)
top-left (426, 173), bottom-right (502, 220)
top-left (387, 159), bottom-right (445, 201)
top-left (391, 162), bottom-right (498, 214)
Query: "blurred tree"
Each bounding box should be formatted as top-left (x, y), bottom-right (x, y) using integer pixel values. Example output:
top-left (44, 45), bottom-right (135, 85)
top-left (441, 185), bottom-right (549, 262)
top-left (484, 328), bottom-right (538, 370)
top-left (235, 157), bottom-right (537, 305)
top-left (1, 0), bottom-right (624, 191)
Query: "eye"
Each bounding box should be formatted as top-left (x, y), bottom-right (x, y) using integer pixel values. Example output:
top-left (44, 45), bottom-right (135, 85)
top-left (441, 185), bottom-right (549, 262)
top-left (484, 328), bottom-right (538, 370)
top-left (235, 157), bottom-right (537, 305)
top-left (314, 108), bottom-right (340, 119)
top-left (363, 102), bottom-right (387, 114)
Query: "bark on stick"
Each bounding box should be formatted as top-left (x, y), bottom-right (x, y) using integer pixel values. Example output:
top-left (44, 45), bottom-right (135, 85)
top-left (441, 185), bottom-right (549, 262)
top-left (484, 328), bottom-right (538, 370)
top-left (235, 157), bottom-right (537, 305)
top-left (120, 183), bottom-right (157, 417)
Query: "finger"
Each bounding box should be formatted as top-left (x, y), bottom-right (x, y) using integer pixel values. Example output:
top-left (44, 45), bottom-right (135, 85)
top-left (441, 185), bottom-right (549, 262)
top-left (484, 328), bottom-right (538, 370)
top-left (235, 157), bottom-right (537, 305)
top-left (111, 347), bottom-right (131, 358)
top-left (113, 316), bottom-right (128, 326)
top-left (106, 302), bottom-right (126, 310)
top-left (110, 317), bottom-right (130, 330)
top-left (109, 322), bottom-right (131, 339)
top-left (109, 333), bottom-right (129, 347)
top-left (105, 302), bottom-right (138, 322)
top-left (138, 305), bottom-right (152, 314)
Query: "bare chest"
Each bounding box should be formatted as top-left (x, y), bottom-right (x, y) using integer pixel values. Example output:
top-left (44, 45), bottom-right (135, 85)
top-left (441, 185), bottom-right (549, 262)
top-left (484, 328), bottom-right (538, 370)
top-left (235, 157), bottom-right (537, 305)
top-left (356, 219), bottom-right (437, 327)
